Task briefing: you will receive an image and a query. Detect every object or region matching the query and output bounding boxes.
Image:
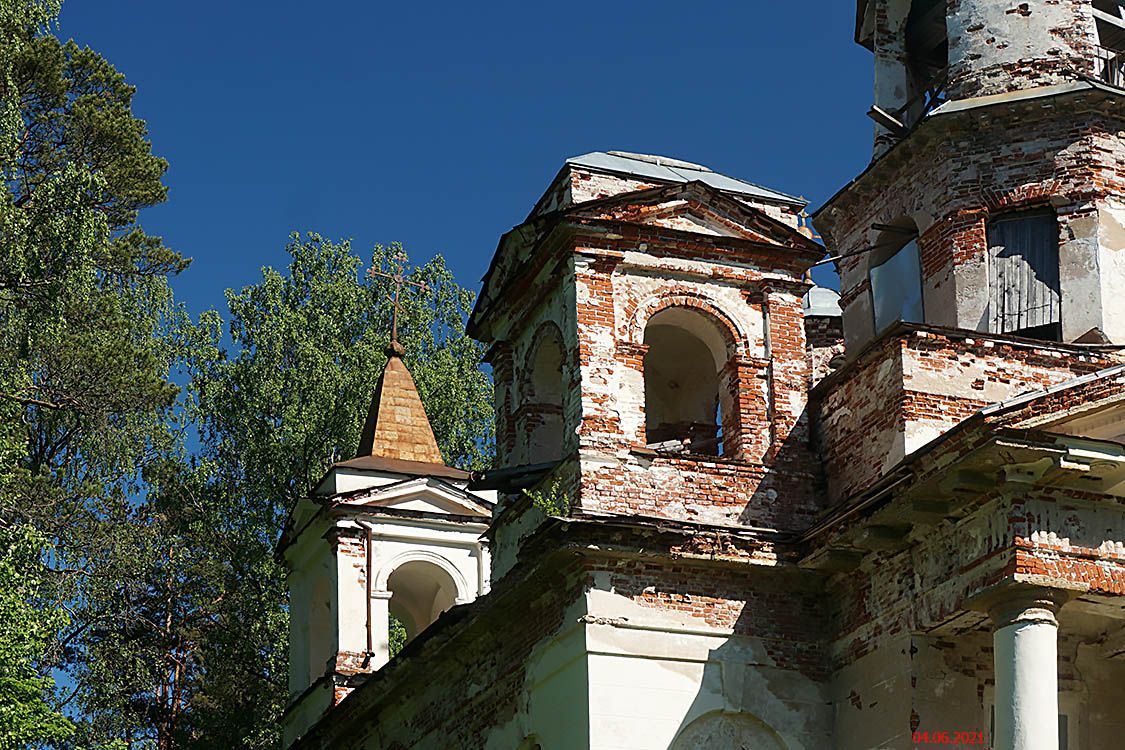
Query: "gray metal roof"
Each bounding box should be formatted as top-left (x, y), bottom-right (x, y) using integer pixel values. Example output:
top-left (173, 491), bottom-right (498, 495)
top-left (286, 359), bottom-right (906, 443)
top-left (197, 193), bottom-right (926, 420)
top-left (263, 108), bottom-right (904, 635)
top-left (566, 151), bottom-right (806, 206)
top-left (803, 286), bottom-right (843, 317)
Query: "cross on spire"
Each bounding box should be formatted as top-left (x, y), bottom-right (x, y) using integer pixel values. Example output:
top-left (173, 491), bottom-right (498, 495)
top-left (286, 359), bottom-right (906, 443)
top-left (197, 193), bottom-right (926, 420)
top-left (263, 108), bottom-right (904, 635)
top-left (368, 250), bottom-right (429, 349)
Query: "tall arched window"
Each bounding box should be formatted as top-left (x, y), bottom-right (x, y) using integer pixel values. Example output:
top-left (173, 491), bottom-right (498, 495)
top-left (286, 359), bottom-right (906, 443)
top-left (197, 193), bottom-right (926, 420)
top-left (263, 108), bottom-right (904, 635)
top-left (525, 329), bottom-right (565, 464)
top-left (869, 219), bottom-right (924, 334)
top-left (643, 307), bottom-right (731, 456)
top-left (387, 560), bottom-right (459, 644)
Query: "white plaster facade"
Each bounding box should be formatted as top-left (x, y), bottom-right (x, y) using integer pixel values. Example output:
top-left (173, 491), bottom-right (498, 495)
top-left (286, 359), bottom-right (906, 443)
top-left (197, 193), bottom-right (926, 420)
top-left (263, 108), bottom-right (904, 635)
top-left (281, 463), bottom-right (493, 746)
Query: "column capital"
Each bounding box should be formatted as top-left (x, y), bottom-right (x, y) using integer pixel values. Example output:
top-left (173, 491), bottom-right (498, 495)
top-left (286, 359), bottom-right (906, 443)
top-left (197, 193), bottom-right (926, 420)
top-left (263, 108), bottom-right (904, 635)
top-left (969, 576), bottom-right (1086, 629)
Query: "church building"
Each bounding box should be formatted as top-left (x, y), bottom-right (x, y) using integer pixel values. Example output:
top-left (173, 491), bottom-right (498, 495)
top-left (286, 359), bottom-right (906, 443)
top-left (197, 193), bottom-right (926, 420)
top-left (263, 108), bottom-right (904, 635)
top-left (279, 2), bottom-right (1125, 747)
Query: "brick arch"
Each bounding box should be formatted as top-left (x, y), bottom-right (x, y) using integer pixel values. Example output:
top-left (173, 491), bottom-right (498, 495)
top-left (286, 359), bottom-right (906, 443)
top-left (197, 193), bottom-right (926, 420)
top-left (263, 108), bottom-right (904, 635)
top-left (982, 180), bottom-right (1063, 213)
top-left (626, 292), bottom-right (745, 355)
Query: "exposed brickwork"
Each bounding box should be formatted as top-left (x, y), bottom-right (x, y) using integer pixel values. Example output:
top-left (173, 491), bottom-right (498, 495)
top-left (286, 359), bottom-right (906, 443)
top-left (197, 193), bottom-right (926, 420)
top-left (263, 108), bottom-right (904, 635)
top-left (812, 326), bottom-right (1117, 503)
top-left (592, 557), bottom-right (830, 681)
top-left (817, 90), bottom-right (1125, 351)
top-left (292, 548), bottom-right (588, 750)
top-left (805, 314), bottom-right (845, 386)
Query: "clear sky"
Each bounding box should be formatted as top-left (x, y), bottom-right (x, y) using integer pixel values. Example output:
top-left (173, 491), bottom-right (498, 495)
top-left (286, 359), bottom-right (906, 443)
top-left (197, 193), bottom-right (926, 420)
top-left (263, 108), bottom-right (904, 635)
top-left (59, 1), bottom-right (873, 315)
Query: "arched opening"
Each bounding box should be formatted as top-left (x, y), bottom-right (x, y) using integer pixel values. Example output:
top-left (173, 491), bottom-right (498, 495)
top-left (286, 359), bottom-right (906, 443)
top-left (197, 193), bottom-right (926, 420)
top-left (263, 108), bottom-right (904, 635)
top-left (525, 329), bottom-right (565, 464)
top-left (869, 218), bottom-right (924, 334)
top-left (643, 307), bottom-right (731, 456)
top-left (386, 560), bottom-right (459, 644)
top-left (671, 710), bottom-right (786, 750)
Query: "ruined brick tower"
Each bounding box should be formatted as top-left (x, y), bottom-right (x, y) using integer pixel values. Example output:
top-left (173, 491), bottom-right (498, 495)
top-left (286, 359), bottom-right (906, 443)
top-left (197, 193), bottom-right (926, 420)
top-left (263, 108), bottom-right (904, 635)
top-left (819, 0), bottom-right (1125, 352)
top-left (469, 151), bottom-right (825, 549)
top-left (284, 5), bottom-right (1125, 750)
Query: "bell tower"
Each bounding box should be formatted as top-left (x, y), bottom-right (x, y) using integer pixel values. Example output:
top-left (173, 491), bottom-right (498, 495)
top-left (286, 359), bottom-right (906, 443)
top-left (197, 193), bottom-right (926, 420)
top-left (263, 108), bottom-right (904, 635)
top-left (820, 0), bottom-right (1125, 352)
top-left (469, 151), bottom-right (824, 576)
top-left (278, 343), bottom-right (493, 748)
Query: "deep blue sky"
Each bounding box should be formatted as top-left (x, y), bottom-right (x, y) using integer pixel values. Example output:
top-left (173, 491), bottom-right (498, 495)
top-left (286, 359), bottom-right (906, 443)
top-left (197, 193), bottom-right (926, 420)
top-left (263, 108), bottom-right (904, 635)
top-left (59, 2), bottom-right (872, 315)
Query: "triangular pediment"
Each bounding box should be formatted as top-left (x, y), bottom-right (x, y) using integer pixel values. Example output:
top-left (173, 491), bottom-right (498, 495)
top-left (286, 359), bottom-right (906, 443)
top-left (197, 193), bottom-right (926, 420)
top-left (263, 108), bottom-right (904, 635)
top-left (569, 181), bottom-right (820, 251)
top-left (342, 477), bottom-right (491, 518)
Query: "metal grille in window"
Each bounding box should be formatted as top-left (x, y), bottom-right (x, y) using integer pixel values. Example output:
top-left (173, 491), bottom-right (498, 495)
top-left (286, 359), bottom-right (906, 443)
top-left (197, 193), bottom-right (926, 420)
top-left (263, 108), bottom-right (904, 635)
top-left (987, 211), bottom-right (1060, 340)
top-left (1096, 0), bottom-right (1125, 86)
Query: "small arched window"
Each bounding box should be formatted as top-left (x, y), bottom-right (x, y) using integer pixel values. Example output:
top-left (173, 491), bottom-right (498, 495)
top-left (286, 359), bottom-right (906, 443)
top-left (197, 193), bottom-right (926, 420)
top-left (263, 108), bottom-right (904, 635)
top-left (643, 307), bottom-right (730, 456)
top-left (869, 219), bottom-right (924, 334)
top-left (525, 330), bottom-right (565, 464)
top-left (387, 560), bottom-right (459, 644)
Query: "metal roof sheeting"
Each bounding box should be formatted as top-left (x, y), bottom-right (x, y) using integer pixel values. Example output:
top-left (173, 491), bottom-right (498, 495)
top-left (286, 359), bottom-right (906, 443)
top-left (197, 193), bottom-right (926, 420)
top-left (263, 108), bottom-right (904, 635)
top-left (566, 151), bottom-right (806, 206)
top-left (803, 286), bottom-right (843, 317)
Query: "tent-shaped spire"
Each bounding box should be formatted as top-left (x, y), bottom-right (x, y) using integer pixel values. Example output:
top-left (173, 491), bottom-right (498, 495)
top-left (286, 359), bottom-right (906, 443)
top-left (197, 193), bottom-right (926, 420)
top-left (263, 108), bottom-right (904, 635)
top-left (356, 342), bottom-right (444, 465)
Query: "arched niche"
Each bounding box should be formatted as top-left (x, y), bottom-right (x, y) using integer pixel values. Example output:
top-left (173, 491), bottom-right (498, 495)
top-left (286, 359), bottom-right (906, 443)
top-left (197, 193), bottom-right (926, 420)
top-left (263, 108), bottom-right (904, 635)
top-left (524, 324), bottom-right (566, 464)
top-left (643, 306), bottom-right (733, 455)
top-left (671, 710), bottom-right (787, 750)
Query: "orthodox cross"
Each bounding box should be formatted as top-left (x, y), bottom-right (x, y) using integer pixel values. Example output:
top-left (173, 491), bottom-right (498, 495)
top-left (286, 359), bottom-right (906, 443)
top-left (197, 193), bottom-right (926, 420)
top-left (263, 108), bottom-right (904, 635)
top-left (368, 251), bottom-right (429, 346)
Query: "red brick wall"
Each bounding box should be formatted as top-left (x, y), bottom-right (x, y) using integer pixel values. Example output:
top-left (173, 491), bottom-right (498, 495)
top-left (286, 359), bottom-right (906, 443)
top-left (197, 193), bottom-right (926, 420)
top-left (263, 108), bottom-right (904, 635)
top-left (813, 328), bottom-right (1114, 504)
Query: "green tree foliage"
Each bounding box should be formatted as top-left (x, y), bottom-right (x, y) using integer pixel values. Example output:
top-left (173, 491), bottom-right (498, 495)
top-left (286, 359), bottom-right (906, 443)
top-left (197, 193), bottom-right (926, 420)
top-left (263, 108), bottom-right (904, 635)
top-left (1, 4), bottom-right (494, 747)
top-left (192, 234), bottom-right (493, 515)
top-left (0, 523), bottom-right (73, 748)
top-left (0, 1), bottom-right (190, 747)
top-left (165, 234), bottom-right (493, 746)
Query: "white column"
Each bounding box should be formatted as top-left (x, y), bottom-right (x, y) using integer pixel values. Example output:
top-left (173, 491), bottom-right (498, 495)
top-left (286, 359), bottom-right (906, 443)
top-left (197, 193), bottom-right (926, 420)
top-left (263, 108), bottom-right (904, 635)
top-left (987, 586), bottom-right (1071, 750)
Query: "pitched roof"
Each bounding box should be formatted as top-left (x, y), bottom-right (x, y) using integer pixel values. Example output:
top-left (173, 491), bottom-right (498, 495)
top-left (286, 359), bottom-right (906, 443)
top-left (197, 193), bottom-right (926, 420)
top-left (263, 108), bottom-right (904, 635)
top-left (566, 151), bottom-right (806, 206)
top-left (356, 345), bottom-right (445, 465)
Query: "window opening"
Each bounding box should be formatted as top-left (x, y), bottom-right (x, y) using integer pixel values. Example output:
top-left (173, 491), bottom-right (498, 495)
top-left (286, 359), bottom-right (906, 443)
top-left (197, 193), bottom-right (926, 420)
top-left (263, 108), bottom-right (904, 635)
top-left (643, 307), bottom-right (729, 456)
top-left (987, 211), bottom-right (1061, 341)
top-left (905, 0), bottom-right (948, 121)
top-left (869, 220), bottom-right (924, 334)
top-left (1095, 0), bottom-right (1125, 85)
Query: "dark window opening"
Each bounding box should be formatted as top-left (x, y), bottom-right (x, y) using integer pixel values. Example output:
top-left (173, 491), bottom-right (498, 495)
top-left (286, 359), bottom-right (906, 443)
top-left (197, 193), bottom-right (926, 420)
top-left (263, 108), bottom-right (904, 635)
top-left (987, 211), bottom-right (1061, 341)
top-left (869, 219), bottom-right (924, 334)
top-left (905, 0), bottom-right (949, 122)
top-left (1094, 0), bottom-right (1125, 85)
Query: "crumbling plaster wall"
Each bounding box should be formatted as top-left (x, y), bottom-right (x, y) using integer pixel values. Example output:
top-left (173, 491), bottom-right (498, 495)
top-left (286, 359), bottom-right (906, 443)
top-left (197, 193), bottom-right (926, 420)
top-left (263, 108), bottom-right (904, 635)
top-left (819, 467), bottom-right (1125, 747)
top-left (568, 234), bottom-right (819, 529)
top-left (535, 166), bottom-right (802, 228)
top-left (303, 555), bottom-right (593, 750)
top-left (491, 254), bottom-right (582, 469)
top-left (868, 0), bottom-right (1095, 153)
top-left (818, 101), bottom-right (1125, 353)
top-left (293, 550), bottom-right (835, 750)
top-left (805, 314), bottom-right (846, 386)
top-left (946, 0), bottom-right (1095, 99)
top-left (814, 329), bottom-right (1111, 504)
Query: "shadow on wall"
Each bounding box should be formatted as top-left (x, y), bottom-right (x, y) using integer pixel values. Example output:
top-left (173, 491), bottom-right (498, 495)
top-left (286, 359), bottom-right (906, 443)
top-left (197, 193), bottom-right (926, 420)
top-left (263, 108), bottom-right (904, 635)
top-left (606, 565), bottom-right (832, 748)
top-left (741, 399), bottom-right (820, 530)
